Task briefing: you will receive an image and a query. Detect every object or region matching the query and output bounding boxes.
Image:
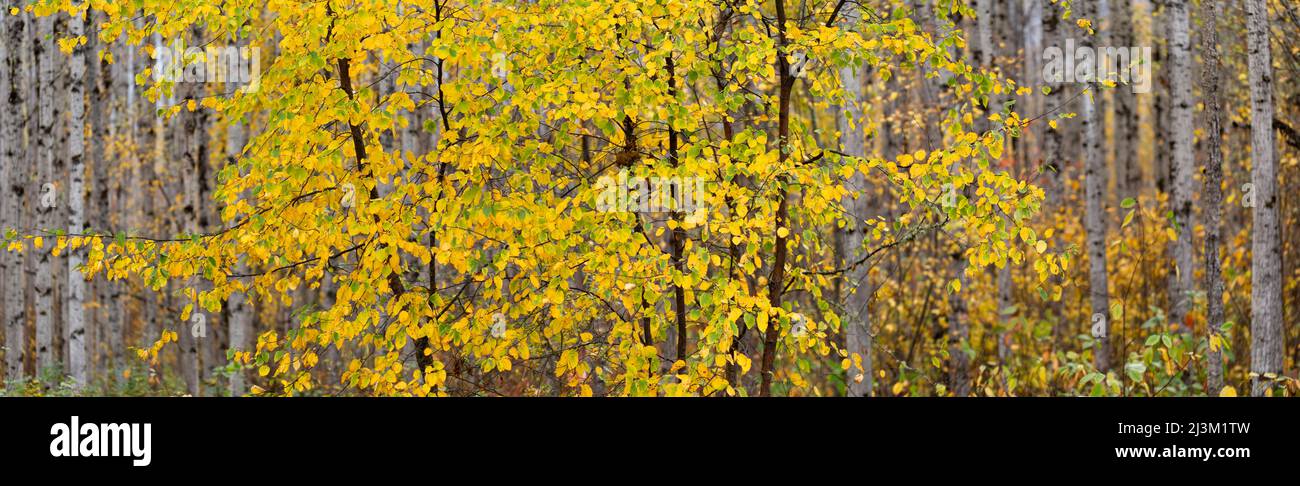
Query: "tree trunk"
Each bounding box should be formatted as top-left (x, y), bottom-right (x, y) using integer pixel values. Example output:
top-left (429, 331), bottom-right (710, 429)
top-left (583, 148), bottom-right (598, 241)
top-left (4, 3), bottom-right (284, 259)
top-left (1244, 0), bottom-right (1283, 396)
top-left (758, 0), bottom-right (792, 397)
top-left (89, 9), bottom-right (119, 375)
top-left (1041, 1), bottom-right (1063, 194)
top-left (2, 6), bottom-right (27, 382)
top-left (1166, 0), bottom-right (1194, 332)
top-left (1152, 2), bottom-right (1170, 194)
top-left (1021, 0), bottom-right (1043, 175)
top-left (173, 28), bottom-right (211, 396)
top-left (34, 14), bottom-right (58, 380)
top-left (1082, 0), bottom-right (1111, 373)
top-left (839, 56), bottom-right (872, 398)
top-left (1199, 0), bottom-right (1225, 396)
top-left (1111, 0), bottom-right (1138, 201)
top-left (226, 119), bottom-right (251, 396)
top-left (65, 6), bottom-right (88, 389)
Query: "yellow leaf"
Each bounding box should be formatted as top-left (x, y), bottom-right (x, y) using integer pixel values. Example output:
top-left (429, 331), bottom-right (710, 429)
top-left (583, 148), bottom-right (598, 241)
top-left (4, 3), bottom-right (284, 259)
top-left (735, 353), bottom-right (752, 374)
top-left (1219, 386), bottom-right (1237, 397)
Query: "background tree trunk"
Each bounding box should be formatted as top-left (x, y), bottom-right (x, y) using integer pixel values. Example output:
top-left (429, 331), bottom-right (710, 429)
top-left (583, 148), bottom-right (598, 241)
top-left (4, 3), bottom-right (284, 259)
top-left (34, 14), bottom-right (59, 381)
top-left (172, 28), bottom-right (212, 396)
top-left (1153, 1), bottom-right (1170, 193)
top-left (2, 6), bottom-right (28, 382)
top-left (1244, 0), bottom-right (1283, 396)
top-left (1199, 0), bottom-right (1225, 396)
top-left (65, 6), bottom-right (88, 389)
top-left (1111, 0), bottom-right (1138, 202)
top-left (1082, 0), bottom-right (1111, 372)
top-left (226, 117), bottom-right (251, 396)
top-left (1166, 0), bottom-right (1195, 332)
top-left (839, 56), bottom-right (872, 398)
top-left (89, 9), bottom-right (120, 376)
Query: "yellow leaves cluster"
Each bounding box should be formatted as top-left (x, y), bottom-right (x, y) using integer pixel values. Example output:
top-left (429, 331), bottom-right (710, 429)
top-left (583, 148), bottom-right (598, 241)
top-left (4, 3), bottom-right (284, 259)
top-left (1, 0), bottom-right (1053, 397)
top-left (136, 329), bottom-right (179, 365)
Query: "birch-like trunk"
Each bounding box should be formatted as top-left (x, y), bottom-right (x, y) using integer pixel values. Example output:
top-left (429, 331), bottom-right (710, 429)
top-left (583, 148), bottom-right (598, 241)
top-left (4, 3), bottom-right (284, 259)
top-left (226, 119), bottom-right (251, 396)
top-left (839, 60), bottom-right (873, 397)
top-left (65, 7), bottom-right (88, 389)
top-left (1041, 1), bottom-right (1063, 198)
top-left (990, 0), bottom-right (1012, 380)
top-left (1021, 0), bottom-right (1042, 171)
top-left (2, 7), bottom-right (27, 381)
top-left (89, 9), bottom-right (120, 375)
top-left (1082, 0), bottom-right (1111, 372)
top-left (1244, 0), bottom-right (1283, 396)
top-left (1166, 0), bottom-right (1195, 331)
top-left (1111, 0), bottom-right (1138, 201)
top-left (34, 14), bottom-right (58, 379)
top-left (172, 27), bottom-right (212, 396)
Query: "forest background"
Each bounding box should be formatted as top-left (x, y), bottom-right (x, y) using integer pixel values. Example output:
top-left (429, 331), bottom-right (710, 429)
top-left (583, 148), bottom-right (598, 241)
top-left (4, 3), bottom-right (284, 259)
top-left (0, 0), bottom-right (1296, 397)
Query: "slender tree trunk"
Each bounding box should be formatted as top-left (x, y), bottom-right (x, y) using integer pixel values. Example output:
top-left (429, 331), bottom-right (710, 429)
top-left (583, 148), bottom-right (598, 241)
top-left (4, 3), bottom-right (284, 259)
top-left (51, 14), bottom-right (68, 374)
top-left (226, 114), bottom-right (251, 395)
top-left (759, 0), bottom-right (792, 397)
top-left (1041, 2), bottom-right (1063, 197)
top-left (1082, 0), bottom-right (1111, 373)
top-left (173, 28), bottom-right (211, 396)
top-left (2, 6), bottom-right (27, 382)
top-left (22, 6), bottom-right (36, 380)
top-left (992, 0), bottom-right (1013, 381)
top-left (1244, 0), bottom-right (1283, 396)
top-left (90, 9), bottom-right (119, 375)
top-left (839, 53), bottom-right (872, 398)
top-left (65, 6), bottom-right (88, 390)
top-left (1112, 0), bottom-right (1138, 200)
top-left (946, 0), bottom-right (994, 397)
top-left (1039, 0), bottom-right (1070, 350)
top-left (1166, 0), bottom-right (1194, 331)
top-left (1022, 0), bottom-right (1043, 175)
top-left (1199, 0), bottom-right (1225, 396)
top-left (1152, 2), bottom-right (1170, 194)
top-left (665, 56), bottom-right (688, 363)
top-left (975, 0), bottom-right (992, 70)
top-left (34, 14), bottom-right (58, 380)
